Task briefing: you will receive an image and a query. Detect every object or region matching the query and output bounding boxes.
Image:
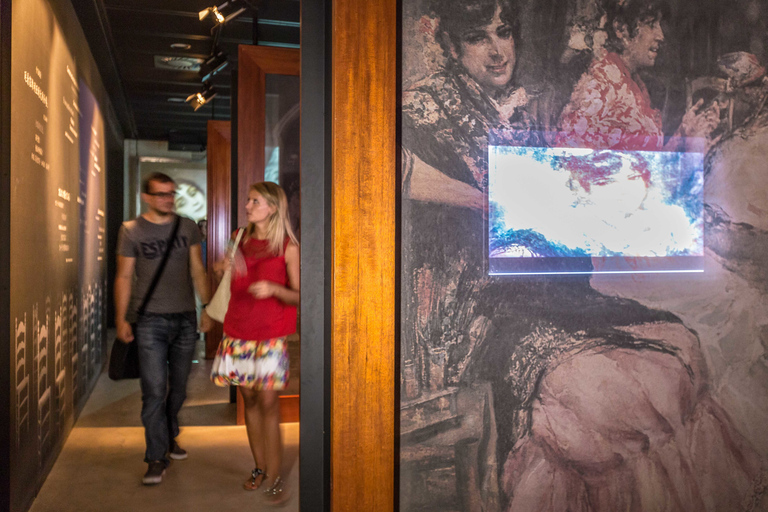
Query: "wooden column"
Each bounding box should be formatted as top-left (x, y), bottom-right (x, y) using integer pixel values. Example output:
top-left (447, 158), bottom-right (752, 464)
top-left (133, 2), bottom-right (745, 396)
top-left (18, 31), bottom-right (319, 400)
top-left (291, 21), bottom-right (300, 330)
top-left (331, 0), bottom-right (397, 509)
top-left (205, 120), bottom-right (231, 359)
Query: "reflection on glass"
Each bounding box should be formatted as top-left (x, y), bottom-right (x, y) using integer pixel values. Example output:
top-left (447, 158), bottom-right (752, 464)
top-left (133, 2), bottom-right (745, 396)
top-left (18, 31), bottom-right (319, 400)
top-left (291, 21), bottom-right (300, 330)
top-left (265, 74), bottom-right (301, 239)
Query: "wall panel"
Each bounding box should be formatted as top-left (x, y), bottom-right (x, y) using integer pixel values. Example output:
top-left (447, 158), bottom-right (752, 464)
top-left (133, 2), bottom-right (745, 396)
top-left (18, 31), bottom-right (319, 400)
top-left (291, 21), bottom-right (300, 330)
top-left (6, 0), bottom-right (118, 509)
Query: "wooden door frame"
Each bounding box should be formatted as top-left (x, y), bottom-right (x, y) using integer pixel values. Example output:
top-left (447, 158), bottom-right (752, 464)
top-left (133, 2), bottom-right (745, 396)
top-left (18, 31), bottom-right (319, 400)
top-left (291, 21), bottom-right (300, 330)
top-left (235, 45), bottom-right (301, 425)
top-left (205, 120), bottom-right (231, 359)
top-left (236, 45), bottom-right (300, 226)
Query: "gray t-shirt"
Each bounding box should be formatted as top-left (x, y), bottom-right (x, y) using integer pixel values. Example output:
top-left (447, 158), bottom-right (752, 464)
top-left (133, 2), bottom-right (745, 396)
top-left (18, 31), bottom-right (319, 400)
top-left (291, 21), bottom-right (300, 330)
top-left (117, 215), bottom-right (201, 320)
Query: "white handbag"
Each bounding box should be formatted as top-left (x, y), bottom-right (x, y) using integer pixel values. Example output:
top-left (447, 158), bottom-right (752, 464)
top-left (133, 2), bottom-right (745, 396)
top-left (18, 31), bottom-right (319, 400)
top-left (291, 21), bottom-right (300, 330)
top-left (205, 227), bottom-right (245, 323)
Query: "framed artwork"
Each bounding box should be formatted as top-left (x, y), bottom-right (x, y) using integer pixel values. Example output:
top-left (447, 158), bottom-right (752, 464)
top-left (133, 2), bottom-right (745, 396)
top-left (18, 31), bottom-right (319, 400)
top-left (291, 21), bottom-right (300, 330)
top-left (399, 0), bottom-right (768, 510)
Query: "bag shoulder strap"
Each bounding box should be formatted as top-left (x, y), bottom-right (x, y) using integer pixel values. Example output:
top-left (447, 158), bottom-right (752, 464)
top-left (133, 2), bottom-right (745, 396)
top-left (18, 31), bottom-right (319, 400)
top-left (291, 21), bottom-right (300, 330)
top-left (233, 227), bottom-right (246, 251)
top-left (227, 227), bottom-right (246, 261)
top-left (137, 215), bottom-right (182, 317)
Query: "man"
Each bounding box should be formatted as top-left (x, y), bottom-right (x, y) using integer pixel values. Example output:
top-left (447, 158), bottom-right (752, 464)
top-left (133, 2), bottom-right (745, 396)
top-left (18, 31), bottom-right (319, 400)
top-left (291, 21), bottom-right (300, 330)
top-left (557, 0), bottom-right (720, 152)
top-left (115, 172), bottom-right (211, 485)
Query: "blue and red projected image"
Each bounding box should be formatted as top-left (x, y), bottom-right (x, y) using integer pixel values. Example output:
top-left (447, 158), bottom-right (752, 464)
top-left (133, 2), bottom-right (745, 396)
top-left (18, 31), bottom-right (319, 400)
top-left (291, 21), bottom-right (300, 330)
top-left (488, 141), bottom-right (704, 274)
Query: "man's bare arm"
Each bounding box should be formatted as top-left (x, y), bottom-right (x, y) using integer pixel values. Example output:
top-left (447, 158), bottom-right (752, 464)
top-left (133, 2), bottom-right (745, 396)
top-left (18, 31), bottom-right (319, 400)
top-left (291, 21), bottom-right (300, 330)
top-left (189, 243), bottom-right (212, 332)
top-left (115, 255), bottom-right (136, 342)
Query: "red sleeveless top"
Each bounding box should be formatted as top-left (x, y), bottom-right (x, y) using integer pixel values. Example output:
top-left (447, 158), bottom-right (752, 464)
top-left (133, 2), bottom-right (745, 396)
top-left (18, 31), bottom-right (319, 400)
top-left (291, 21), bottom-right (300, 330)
top-left (223, 235), bottom-right (297, 341)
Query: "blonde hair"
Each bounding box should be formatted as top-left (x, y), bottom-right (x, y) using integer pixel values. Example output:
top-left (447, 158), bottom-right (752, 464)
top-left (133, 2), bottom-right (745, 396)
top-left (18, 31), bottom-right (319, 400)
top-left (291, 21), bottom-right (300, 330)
top-left (247, 181), bottom-right (298, 256)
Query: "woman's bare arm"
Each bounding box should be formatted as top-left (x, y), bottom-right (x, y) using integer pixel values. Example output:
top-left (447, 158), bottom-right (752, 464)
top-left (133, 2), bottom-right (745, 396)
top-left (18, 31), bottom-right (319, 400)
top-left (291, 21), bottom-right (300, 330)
top-left (405, 149), bottom-right (484, 211)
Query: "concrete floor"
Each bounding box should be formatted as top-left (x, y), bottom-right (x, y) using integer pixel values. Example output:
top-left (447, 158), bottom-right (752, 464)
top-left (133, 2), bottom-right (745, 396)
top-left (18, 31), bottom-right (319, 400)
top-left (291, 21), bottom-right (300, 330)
top-left (29, 339), bottom-right (299, 512)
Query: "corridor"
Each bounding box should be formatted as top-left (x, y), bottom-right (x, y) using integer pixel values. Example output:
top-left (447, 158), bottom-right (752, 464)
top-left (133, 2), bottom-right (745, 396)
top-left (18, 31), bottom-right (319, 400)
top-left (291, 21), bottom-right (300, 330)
top-left (28, 339), bottom-right (299, 512)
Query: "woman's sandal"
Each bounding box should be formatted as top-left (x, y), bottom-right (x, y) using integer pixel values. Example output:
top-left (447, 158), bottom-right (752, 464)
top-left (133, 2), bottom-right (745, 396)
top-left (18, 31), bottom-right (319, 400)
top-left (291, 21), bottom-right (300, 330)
top-left (263, 476), bottom-right (289, 506)
top-left (243, 468), bottom-right (266, 490)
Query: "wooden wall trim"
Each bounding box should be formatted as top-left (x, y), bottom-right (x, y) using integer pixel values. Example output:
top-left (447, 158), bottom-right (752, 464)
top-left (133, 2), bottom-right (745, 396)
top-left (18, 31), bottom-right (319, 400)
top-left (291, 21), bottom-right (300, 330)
top-left (237, 45), bottom-right (299, 227)
top-left (206, 120), bottom-right (231, 358)
top-left (331, 0), bottom-right (397, 509)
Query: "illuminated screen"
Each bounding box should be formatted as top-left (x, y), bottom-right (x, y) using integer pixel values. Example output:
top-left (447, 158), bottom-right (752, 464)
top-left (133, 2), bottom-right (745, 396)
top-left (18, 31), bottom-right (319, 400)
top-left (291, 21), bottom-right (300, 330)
top-left (488, 142), bottom-right (704, 275)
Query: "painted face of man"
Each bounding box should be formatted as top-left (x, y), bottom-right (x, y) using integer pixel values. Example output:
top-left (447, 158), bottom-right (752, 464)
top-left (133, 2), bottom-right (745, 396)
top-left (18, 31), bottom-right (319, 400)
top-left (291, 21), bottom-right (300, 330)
top-left (621, 18), bottom-right (664, 71)
top-left (453, 6), bottom-right (516, 92)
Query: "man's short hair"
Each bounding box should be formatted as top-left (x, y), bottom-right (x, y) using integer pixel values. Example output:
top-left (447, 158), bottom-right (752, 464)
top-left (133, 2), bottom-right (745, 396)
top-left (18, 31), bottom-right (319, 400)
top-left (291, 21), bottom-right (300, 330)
top-left (603, 0), bottom-right (669, 54)
top-left (142, 172), bottom-right (175, 194)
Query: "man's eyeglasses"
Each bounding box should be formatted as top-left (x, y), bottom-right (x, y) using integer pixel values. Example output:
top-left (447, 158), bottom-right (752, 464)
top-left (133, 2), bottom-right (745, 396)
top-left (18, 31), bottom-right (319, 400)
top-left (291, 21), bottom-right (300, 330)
top-left (146, 191), bottom-right (177, 199)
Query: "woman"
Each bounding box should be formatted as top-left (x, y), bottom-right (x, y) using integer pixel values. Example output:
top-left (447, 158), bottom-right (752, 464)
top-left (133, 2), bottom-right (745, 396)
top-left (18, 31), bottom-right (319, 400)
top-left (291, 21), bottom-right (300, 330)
top-left (401, 0), bottom-right (764, 510)
top-left (208, 182), bottom-right (299, 505)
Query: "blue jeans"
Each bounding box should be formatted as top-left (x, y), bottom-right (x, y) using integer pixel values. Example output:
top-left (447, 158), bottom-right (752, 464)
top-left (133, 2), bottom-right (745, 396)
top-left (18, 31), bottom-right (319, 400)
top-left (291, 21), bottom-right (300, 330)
top-left (135, 312), bottom-right (197, 463)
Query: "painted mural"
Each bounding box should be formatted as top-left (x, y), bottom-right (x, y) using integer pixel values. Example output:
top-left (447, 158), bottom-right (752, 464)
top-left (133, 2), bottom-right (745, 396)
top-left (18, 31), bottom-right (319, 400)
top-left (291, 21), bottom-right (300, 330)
top-left (400, 0), bottom-right (768, 510)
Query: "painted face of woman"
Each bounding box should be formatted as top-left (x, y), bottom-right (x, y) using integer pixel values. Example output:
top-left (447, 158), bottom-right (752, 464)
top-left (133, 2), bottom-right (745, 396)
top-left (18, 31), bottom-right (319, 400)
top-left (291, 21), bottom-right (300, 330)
top-left (453, 6), bottom-right (516, 92)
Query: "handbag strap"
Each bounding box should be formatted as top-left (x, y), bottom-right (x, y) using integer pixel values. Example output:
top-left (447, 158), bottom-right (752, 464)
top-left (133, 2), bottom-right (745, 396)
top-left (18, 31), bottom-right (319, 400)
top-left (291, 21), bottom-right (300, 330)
top-left (137, 215), bottom-right (182, 317)
top-left (231, 227), bottom-right (246, 258)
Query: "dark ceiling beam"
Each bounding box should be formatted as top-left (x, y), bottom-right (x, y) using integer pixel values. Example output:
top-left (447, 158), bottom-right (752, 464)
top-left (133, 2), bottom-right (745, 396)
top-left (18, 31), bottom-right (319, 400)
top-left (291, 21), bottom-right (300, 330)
top-left (105, 5), bottom-right (299, 27)
top-left (127, 84), bottom-right (230, 97)
top-left (125, 77), bottom-right (231, 88)
top-left (104, 0), bottom-right (297, 10)
top-left (131, 90), bottom-right (232, 100)
top-left (103, 0), bottom-right (300, 21)
top-left (72, 0), bottom-right (138, 138)
top-left (135, 119), bottom-right (215, 127)
top-left (136, 118), bottom-right (218, 126)
top-left (131, 105), bottom-right (231, 115)
top-left (108, 22), bottom-right (296, 45)
top-left (112, 42), bottom-right (243, 60)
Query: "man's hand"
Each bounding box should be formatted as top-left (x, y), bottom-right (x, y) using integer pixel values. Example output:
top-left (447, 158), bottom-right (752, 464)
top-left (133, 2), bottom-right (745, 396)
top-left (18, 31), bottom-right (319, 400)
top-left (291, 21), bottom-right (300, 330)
top-left (679, 99), bottom-right (723, 152)
top-left (116, 321), bottom-right (134, 343)
top-left (200, 309), bottom-right (212, 332)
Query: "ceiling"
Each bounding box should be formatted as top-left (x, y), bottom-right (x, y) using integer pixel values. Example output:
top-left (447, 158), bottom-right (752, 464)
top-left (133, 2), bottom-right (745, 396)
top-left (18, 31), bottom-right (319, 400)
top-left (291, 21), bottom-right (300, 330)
top-left (73, 0), bottom-right (300, 143)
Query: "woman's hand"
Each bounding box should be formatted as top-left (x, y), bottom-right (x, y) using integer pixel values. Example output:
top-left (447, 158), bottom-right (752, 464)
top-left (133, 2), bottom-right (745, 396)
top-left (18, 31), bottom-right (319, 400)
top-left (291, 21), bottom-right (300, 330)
top-left (230, 249), bottom-right (247, 277)
top-left (213, 248), bottom-right (247, 279)
top-left (248, 280), bottom-right (275, 299)
top-left (212, 257), bottom-right (230, 279)
top-left (199, 309), bottom-right (212, 332)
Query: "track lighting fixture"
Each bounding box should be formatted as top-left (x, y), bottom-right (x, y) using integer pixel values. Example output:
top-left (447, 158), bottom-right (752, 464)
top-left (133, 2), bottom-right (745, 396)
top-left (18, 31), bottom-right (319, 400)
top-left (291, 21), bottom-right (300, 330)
top-left (199, 50), bottom-right (229, 82)
top-left (185, 82), bottom-right (217, 111)
top-left (198, 1), bottom-right (248, 25)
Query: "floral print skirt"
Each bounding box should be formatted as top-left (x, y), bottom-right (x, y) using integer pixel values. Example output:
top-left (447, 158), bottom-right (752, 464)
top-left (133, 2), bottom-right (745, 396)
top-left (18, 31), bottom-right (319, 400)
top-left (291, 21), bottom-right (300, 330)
top-left (210, 335), bottom-right (289, 390)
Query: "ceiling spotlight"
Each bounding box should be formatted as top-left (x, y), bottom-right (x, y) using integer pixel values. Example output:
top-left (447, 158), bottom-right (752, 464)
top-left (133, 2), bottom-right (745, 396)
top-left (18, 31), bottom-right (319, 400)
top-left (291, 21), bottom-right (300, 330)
top-left (199, 49), bottom-right (229, 82)
top-left (199, 6), bottom-right (224, 22)
top-left (185, 83), bottom-right (217, 111)
top-left (198, 1), bottom-right (247, 25)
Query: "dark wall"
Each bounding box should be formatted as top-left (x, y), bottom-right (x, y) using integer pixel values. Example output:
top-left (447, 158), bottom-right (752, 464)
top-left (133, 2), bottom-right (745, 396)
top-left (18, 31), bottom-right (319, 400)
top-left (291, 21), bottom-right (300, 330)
top-left (5, 0), bottom-right (122, 510)
top-left (105, 146), bottom-right (124, 329)
top-left (1, 1), bottom-right (13, 511)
